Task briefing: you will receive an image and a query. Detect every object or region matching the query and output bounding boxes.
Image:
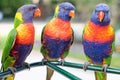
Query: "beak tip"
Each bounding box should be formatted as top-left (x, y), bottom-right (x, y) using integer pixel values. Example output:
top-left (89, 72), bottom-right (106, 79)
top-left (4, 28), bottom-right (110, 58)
top-left (98, 11), bottom-right (104, 22)
top-left (34, 8), bottom-right (41, 17)
top-left (69, 10), bottom-right (75, 17)
top-left (99, 19), bottom-right (102, 22)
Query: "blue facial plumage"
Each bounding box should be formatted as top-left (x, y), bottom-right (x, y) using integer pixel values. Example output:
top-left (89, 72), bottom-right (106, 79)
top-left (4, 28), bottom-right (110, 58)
top-left (91, 3), bottom-right (110, 26)
top-left (18, 4), bottom-right (37, 23)
top-left (58, 2), bottom-right (75, 21)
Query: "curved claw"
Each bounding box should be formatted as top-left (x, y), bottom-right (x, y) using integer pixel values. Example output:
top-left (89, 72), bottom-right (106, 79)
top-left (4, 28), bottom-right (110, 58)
top-left (24, 62), bottom-right (30, 70)
top-left (83, 62), bottom-right (90, 71)
top-left (59, 59), bottom-right (65, 66)
top-left (102, 64), bottom-right (109, 72)
top-left (7, 67), bottom-right (17, 75)
top-left (41, 58), bottom-right (47, 65)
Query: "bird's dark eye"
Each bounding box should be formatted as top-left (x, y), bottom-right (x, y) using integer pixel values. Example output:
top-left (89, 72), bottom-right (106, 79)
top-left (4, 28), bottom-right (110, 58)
top-left (32, 7), bottom-right (36, 9)
top-left (28, 8), bottom-right (33, 11)
top-left (28, 7), bottom-right (36, 11)
top-left (63, 7), bottom-right (67, 10)
top-left (105, 11), bottom-right (109, 14)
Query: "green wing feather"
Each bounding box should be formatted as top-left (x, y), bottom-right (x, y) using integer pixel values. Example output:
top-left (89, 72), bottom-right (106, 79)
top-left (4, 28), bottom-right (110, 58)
top-left (111, 26), bottom-right (115, 52)
top-left (82, 23), bottom-right (87, 43)
top-left (62, 27), bottom-right (74, 58)
top-left (71, 28), bottom-right (74, 45)
top-left (41, 25), bottom-right (46, 44)
top-left (1, 28), bottom-right (17, 71)
top-left (103, 25), bottom-right (115, 65)
top-left (82, 23), bottom-right (91, 61)
top-left (40, 25), bottom-right (48, 57)
top-left (2, 12), bottom-right (23, 63)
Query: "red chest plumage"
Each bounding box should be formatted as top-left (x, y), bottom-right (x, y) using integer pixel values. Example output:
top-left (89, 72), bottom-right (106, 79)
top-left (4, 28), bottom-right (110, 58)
top-left (83, 21), bottom-right (114, 43)
top-left (44, 18), bottom-right (72, 40)
top-left (16, 23), bottom-right (35, 44)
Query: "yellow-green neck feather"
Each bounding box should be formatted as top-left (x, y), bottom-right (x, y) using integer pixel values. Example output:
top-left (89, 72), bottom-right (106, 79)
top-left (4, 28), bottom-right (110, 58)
top-left (14, 12), bottom-right (23, 28)
top-left (54, 5), bottom-right (59, 17)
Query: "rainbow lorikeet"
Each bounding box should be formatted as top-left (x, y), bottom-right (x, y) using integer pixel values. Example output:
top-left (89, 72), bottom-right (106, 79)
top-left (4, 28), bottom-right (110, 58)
top-left (40, 2), bottom-right (75, 80)
top-left (82, 3), bottom-right (115, 80)
top-left (1, 4), bottom-right (41, 80)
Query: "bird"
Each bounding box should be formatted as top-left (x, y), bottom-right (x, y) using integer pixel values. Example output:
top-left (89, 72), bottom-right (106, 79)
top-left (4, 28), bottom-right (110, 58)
top-left (1, 4), bottom-right (41, 80)
top-left (82, 3), bottom-right (115, 80)
top-left (40, 2), bottom-right (75, 80)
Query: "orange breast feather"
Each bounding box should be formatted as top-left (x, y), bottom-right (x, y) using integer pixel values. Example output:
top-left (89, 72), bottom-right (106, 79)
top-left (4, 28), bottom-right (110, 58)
top-left (83, 21), bottom-right (114, 43)
top-left (16, 23), bottom-right (35, 44)
top-left (44, 18), bottom-right (72, 40)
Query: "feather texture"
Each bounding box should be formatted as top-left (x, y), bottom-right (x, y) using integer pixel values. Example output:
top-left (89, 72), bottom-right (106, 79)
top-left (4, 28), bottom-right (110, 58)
top-left (1, 4), bottom-right (40, 80)
top-left (82, 3), bottom-right (115, 80)
top-left (41, 18), bottom-right (73, 59)
top-left (40, 2), bottom-right (75, 80)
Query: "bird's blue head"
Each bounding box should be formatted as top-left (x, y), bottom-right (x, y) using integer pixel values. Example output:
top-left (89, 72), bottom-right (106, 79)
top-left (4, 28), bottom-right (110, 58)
top-left (17, 4), bottom-right (41, 23)
top-left (91, 3), bottom-right (110, 26)
top-left (54, 2), bottom-right (75, 21)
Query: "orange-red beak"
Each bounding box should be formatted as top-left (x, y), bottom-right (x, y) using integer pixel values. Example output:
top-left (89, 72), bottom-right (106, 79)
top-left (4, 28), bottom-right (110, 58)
top-left (98, 11), bottom-right (104, 22)
top-left (69, 10), bottom-right (75, 18)
top-left (34, 8), bottom-right (41, 17)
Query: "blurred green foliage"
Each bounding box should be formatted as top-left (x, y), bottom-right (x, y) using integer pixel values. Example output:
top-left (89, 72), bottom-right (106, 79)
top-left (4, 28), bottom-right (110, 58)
top-left (114, 0), bottom-right (120, 30)
top-left (0, 0), bottom-right (32, 17)
top-left (0, 0), bottom-right (118, 25)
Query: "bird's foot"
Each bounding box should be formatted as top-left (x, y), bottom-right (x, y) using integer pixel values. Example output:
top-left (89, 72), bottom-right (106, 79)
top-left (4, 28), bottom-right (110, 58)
top-left (102, 64), bottom-right (109, 73)
top-left (41, 58), bottom-right (47, 65)
top-left (23, 62), bottom-right (30, 70)
top-left (7, 67), bottom-right (17, 75)
top-left (59, 59), bottom-right (65, 66)
top-left (83, 62), bottom-right (90, 71)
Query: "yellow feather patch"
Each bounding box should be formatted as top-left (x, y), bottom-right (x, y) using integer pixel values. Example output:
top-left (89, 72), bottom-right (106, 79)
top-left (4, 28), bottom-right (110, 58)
top-left (15, 12), bottom-right (22, 21)
top-left (54, 5), bottom-right (59, 17)
top-left (5, 75), bottom-right (14, 80)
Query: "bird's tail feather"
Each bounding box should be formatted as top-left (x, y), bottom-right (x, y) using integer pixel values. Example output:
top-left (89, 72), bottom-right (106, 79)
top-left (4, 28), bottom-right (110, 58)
top-left (95, 71), bottom-right (106, 80)
top-left (46, 67), bottom-right (54, 80)
top-left (4, 75), bottom-right (14, 80)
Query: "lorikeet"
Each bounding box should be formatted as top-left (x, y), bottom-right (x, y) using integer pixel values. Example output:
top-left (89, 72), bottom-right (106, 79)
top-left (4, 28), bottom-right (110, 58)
top-left (82, 3), bottom-right (115, 80)
top-left (1, 4), bottom-right (41, 80)
top-left (40, 2), bottom-right (75, 80)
